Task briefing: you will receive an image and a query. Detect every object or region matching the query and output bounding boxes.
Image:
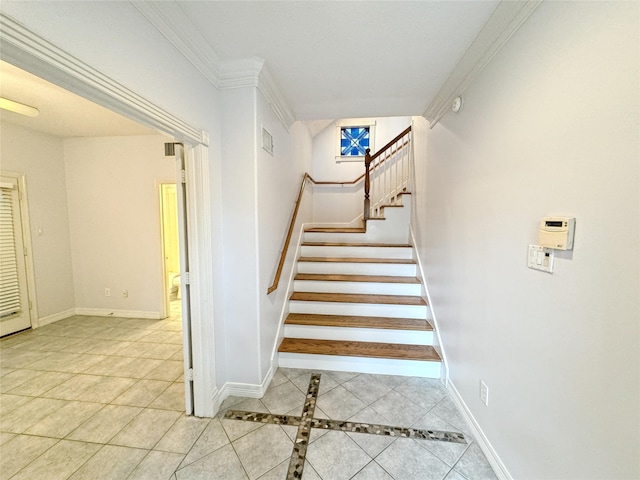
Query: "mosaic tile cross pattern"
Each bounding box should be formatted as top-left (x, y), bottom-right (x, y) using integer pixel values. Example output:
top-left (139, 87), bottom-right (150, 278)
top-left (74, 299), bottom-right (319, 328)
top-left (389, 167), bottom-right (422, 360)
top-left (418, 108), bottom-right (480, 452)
top-left (225, 373), bottom-right (467, 480)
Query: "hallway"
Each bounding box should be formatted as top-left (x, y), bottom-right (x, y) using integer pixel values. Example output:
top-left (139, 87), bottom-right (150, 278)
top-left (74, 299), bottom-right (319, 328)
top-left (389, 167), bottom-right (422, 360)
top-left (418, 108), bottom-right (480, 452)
top-left (0, 313), bottom-right (496, 479)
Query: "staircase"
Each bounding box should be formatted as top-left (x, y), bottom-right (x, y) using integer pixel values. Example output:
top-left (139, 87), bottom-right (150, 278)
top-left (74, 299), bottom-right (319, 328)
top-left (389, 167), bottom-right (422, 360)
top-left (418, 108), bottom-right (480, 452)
top-left (277, 196), bottom-right (441, 378)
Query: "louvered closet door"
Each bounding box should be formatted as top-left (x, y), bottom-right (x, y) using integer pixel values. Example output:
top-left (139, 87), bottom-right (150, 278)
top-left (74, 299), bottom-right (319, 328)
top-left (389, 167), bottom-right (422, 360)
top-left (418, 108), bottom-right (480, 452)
top-left (0, 176), bottom-right (31, 336)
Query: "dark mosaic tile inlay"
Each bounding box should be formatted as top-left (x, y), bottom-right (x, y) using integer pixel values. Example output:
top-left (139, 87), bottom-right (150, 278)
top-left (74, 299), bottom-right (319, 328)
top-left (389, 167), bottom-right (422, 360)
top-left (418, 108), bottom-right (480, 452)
top-left (224, 373), bottom-right (467, 479)
top-left (310, 418), bottom-right (466, 443)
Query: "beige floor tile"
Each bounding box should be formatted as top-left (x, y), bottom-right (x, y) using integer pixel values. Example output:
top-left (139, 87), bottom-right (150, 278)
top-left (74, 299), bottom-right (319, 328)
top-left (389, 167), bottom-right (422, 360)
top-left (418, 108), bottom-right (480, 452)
top-left (111, 341), bottom-right (157, 358)
top-left (154, 414), bottom-right (210, 454)
top-left (179, 418), bottom-right (230, 468)
top-left (83, 355), bottom-right (137, 376)
top-left (375, 438), bottom-right (450, 480)
top-left (261, 380), bottom-right (305, 414)
top-left (149, 382), bottom-right (185, 411)
top-left (0, 369), bottom-right (45, 393)
top-left (316, 385), bottom-right (367, 420)
top-left (306, 430), bottom-right (371, 480)
top-left (111, 379), bottom-right (172, 407)
top-left (6, 371), bottom-right (74, 397)
top-left (0, 393), bottom-right (32, 416)
top-left (0, 432), bottom-right (16, 445)
top-left (69, 444), bottom-right (148, 480)
top-left (66, 404), bottom-right (142, 444)
top-left (45, 374), bottom-right (137, 403)
top-left (0, 348), bottom-right (53, 369)
top-left (176, 443), bottom-right (248, 480)
top-left (145, 359), bottom-right (184, 382)
top-left (233, 424), bottom-right (293, 480)
top-left (26, 352), bottom-right (105, 374)
top-left (109, 408), bottom-right (181, 449)
top-left (138, 342), bottom-right (182, 360)
top-left (0, 434), bottom-right (58, 479)
top-left (10, 439), bottom-right (101, 480)
top-left (0, 397), bottom-right (68, 433)
top-left (128, 450), bottom-right (185, 480)
top-left (25, 401), bottom-right (103, 438)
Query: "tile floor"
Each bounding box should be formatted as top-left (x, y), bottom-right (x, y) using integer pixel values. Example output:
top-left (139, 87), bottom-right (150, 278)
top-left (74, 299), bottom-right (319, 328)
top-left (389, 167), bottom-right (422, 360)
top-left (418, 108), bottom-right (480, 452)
top-left (0, 310), bottom-right (498, 480)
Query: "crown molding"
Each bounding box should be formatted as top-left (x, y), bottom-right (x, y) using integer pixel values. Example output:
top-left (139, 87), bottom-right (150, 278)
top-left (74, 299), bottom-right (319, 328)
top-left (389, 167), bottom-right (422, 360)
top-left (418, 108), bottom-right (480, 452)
top-left (131, 0), bottom-right (222, 86)
top-left (218, 57), bottom-right (264, 89)
top-left (132, 0), bottom-right (296, 131)
top-left (423, 0), bottom-right (542, 127)
top-left (257, 64), bottom-right (296, 131)
top-left (0, 13), bottom-right (206, 145)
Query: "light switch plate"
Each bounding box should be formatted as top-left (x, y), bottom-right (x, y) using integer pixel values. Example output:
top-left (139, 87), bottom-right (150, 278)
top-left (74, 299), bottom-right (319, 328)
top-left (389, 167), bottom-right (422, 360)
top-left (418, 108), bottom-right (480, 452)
top-left (528, 245), bottom-right (554, 273)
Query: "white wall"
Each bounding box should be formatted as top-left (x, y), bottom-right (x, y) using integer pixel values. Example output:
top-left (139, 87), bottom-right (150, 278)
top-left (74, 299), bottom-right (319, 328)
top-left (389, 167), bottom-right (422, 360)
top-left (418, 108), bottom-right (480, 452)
top-left (219, 87), bottom-right (313, 386)
top-left (0, 123), bottom-right (75, 320)
top-left (257, 93), bottom-right (313, 381)
top-left (311, 116), bottom-right (411, 223)
top-left (63, 134), bottom-right (175, 317)
top-left (412, 2), bottom-right (639, 478)
top-left (220, 87), bottom-right (261, 385)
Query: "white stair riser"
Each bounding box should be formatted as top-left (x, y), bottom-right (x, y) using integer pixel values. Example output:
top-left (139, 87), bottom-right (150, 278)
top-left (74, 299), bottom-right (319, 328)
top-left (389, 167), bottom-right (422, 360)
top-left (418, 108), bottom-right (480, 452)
top-left (297, 261), bottom-right (417, 276)
top-left (300, 245), bottom-right (413, 259)
top-left (284, 324), bottom-right (433, 345)
top-left (304, 232), bottom-right (370, 243)
top-left (278, 352), bottom-right (440, 378)
top-left (293, 280), bottom-right (421, 296)
top-left (289, 300), bottom-right (428, 319)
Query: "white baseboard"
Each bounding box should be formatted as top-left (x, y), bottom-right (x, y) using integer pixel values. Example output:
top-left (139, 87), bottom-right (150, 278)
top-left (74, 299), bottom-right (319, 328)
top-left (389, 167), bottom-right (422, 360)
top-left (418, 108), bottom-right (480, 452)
top-left (214, 366), bottom-right (276, 415)
top-left (32, 307), bottom-right (163, 330)
top-left (447, 380), bottom-right (512, 480)
top-left (74, 308), bottom-right (163, 319)
top-left (36, 309), bottom-right (76, 328)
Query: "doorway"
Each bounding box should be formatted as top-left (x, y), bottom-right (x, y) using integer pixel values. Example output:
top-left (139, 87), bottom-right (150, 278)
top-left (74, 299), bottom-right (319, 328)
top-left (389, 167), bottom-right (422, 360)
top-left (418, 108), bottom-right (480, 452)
top-left (1, 19), bottom-right (216, 416)
top-left (160, 183), bottom-right (182, 318)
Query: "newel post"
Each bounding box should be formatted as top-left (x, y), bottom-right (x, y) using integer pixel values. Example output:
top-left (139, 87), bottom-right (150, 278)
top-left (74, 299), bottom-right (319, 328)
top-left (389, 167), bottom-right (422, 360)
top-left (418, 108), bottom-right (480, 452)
top-left (364, 148), bottom-right (371, 220)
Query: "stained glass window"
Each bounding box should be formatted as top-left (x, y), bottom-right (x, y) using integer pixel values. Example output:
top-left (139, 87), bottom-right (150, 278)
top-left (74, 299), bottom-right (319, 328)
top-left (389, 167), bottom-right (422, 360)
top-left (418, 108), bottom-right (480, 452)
top-left (340, 126), bottom-right (370, 157)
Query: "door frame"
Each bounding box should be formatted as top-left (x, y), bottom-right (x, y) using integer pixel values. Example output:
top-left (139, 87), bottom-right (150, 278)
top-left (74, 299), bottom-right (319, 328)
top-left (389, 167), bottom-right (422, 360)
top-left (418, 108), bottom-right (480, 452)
top-left (0, 14), bottom-right (217, 417)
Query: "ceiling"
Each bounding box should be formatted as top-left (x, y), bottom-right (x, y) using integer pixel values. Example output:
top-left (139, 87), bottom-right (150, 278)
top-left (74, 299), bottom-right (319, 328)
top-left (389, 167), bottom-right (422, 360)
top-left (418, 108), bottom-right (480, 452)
top-left (0, 61), bottom-right (157, 138)
top-left (177, 0), bottom-right (500, 119)
top-left (0, 1), bottom-right (501, 137)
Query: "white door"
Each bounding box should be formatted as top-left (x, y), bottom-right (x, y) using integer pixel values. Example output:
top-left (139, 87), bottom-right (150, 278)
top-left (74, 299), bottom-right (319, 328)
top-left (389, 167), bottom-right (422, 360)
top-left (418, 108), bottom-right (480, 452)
top-left (169, 143), bottom-right (195, 415)
top-left (0, 175), bottom-right (31, 336)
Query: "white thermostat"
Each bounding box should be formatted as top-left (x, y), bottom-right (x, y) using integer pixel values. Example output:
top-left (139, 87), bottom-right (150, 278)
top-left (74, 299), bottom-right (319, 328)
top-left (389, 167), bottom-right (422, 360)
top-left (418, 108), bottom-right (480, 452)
top-left (538, 217), bottom-right (575, 250)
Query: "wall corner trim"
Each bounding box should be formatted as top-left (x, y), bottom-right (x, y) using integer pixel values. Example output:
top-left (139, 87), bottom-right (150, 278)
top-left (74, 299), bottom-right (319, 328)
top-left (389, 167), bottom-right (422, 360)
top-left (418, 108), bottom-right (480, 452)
top-left (422, 0), bottom-right (542, 127)
top-left (447, 381), bottom-right (513, 480)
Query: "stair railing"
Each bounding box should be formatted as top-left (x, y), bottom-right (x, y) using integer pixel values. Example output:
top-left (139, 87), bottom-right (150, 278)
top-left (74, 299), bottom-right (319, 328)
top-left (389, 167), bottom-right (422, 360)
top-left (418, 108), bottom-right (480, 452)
top-left (364, 126), bottom-right (412, 219)
top-left (268, 125), bottom-right (413, 294)
top-left (267, 173), bottom-right (363, 294)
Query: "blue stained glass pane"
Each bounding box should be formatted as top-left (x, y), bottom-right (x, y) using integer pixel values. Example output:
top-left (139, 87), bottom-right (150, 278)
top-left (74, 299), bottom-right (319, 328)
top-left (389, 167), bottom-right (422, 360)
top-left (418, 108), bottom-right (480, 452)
top-left (340, 126), bottom-right (370, 156)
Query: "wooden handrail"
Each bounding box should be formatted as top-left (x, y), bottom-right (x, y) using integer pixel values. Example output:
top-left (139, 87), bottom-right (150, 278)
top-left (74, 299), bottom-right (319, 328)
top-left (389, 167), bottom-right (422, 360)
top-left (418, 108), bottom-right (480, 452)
top-left (267, 125), bottom-right (412, 294)
top-left (267, 173), bottom-right (357, 294)
top-left (370, 126), bottom-right (411, 162)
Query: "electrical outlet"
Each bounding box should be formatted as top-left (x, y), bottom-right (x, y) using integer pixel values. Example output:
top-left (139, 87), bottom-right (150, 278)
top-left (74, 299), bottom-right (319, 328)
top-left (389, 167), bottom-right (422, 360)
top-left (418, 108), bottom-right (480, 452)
top-left (104, 288), bottom-right (111, 297)
top-left (480, 380), bottom-right (489, 406)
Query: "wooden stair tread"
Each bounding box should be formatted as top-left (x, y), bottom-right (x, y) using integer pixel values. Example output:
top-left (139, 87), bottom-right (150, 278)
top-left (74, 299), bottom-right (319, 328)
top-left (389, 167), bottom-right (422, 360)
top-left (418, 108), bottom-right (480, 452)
top-left (278, 338), bottom-right (440, 362)
top-left (305, 227), bottom-right (366, 233)
top-left (298, 257), bottom-right (415, 264)
top-left (294, 273), bottom-right (420, 284)
top-left (302, 242), bottom-right (412, 247)
top-left (285, 313), bottom-right (432, 331)
top-left (290, 292), bottom-right (427, 306)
